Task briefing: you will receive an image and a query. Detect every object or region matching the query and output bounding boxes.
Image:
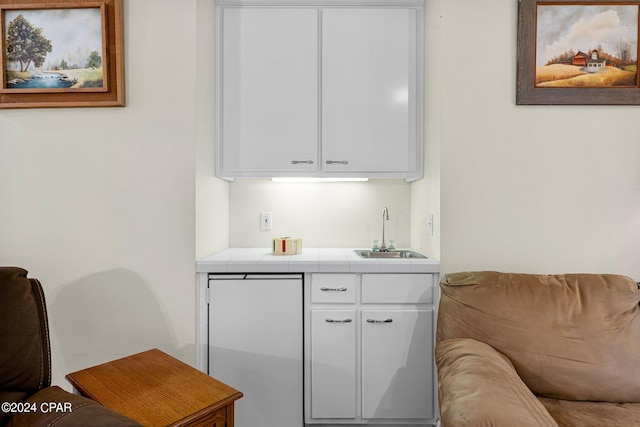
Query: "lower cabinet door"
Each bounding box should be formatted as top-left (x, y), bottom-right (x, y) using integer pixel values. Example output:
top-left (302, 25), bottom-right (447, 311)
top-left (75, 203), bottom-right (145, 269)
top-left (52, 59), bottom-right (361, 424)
top-left (310, 309), bottom-right (357, 419)
top-left (361, 309), bottom-right (434, 419)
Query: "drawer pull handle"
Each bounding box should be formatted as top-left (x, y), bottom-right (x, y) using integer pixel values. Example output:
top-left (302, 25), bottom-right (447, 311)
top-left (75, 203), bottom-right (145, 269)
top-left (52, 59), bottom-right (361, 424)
top-left (291, 160), bottom-right (314, 164)
top-left (325, 318), bottom-right (352, 323)
top-left (366, 318), bottom-right (393, 324)
top-left (325, 160), bottom-right (349, 165)
top-left (320, 287), bottom-right (347, 292)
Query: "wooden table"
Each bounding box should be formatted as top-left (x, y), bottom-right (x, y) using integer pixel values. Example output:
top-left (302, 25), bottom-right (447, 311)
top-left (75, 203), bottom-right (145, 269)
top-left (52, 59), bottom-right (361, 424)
top-left (66, 348), bottom-right (243, 427)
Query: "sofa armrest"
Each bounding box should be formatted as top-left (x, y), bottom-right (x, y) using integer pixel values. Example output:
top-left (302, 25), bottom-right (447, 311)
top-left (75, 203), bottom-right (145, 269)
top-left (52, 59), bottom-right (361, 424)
top-left (436, 338), bottom-right (558, 427)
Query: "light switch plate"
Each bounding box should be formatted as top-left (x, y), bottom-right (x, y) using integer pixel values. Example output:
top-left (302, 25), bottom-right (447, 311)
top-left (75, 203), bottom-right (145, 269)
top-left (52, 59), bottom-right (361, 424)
top-left (261, 212), bottom-right (272, 230)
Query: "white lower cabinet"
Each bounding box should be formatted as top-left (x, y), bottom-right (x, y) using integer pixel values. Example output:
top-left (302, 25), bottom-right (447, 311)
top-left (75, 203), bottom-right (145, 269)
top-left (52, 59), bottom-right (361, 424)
top-left (306, 273), bottom-right (437, 426)
top-left (311, 310), bottom-right (357, 419)
top-left (361, 309), bottom-right (433, 420)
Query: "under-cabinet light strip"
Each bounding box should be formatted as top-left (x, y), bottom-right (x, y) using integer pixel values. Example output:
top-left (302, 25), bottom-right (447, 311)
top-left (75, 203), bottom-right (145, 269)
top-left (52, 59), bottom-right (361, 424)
top-left (272, 178), bottom-right (369, 183)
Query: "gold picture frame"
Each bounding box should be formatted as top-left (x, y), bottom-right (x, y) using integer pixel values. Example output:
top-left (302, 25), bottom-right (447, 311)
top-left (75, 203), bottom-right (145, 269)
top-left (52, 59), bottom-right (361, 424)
top-left (1, 0), bottom-right (124, 108)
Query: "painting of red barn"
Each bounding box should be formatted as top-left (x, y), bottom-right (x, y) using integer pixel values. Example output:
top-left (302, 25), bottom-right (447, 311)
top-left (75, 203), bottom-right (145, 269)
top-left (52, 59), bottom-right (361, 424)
top-left (536, 4), bottom-right (638, 87)
top-left (517, 0), bottom-right (640, 105)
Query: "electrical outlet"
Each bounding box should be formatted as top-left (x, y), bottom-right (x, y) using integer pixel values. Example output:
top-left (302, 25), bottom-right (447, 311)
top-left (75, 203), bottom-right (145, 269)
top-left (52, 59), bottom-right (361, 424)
top-left (261, 212), bottom-right (272, 230)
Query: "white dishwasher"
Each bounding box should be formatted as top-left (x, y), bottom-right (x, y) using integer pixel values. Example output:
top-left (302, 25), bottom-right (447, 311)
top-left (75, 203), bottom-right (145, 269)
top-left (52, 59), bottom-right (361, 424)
top-left (208, 274), bottom-right (303, 427)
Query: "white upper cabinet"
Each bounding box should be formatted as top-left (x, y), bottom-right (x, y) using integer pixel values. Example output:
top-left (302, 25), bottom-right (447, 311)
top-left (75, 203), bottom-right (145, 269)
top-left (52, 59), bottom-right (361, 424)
top-left (216, 1), bottom-right (424, 180)
top-left (321, 8), bottom-right (417, 174)
top-left (219, 8), bottom-right (319, 174)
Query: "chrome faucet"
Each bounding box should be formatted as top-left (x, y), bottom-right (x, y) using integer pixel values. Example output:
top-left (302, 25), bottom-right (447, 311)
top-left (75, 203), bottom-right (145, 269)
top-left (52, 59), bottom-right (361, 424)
top-left (380, 207), bottom-right (390, 252)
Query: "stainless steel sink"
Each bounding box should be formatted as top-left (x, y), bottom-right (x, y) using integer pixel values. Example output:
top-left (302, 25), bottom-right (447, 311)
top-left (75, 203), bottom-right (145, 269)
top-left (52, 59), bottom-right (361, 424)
top-left (354, 249), bottom-right (427, 259)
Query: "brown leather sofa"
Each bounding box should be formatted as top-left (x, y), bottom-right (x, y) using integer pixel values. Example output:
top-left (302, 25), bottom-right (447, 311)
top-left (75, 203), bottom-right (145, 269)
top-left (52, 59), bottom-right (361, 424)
top-left (0, 267), bottom-right (140, 426)
top-left (436, 271), bottom-right (640, 427)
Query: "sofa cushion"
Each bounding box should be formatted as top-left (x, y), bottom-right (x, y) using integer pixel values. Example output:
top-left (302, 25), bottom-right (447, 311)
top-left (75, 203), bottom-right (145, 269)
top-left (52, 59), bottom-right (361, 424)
top-left (436, 338), bottom-right (559, 427)
top-left (438, 271), bottom-right (640, 402)
top-left (538, 397), bottom-right (640, 427)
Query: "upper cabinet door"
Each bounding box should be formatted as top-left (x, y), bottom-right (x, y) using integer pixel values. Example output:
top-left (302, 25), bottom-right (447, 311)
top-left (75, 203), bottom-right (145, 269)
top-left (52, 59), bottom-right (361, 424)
top-left (219, 8), bottom-right (319, 175)
top-left (321, 8), bottom-right (418, 174)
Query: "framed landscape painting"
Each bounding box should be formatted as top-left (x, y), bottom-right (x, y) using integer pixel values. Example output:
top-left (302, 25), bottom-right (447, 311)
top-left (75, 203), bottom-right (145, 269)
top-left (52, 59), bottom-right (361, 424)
top-left (0, 0), bottom-right (124, 108)
top-left (517, 0), bottom-right (640, 105)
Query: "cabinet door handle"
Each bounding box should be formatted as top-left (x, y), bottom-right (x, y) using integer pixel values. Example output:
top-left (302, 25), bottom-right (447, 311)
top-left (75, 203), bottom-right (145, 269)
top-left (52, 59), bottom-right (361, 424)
top-left (366, 318), bottom-right (393, 324)
top-left (325, 160), bottom-right (349, 165)
top-left (320, 287), bottom-right (347, 292)
top-left (291, 160), bottom-right (314, 164)
top-left (325, 318), bottom-right (352, 323)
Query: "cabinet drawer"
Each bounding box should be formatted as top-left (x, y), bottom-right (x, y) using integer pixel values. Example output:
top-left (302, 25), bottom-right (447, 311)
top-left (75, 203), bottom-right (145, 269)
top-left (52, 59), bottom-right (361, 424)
top-left (362, 274), bottom-right (433, 304)
top-left (311, 274), bottom-right (357, 303)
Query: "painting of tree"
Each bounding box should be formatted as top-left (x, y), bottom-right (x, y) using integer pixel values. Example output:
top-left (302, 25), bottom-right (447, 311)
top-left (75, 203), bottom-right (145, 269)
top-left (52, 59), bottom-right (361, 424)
top-left (3, 7), bottom-right (105, 90)
top-left (0, 0), bottom-right (124, 108)
top-left (6, 15), bottom-right (52, 72)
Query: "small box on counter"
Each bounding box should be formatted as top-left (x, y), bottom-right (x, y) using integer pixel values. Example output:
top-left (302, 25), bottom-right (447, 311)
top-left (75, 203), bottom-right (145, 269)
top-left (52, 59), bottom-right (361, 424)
top-left (273, 237), bottom-right (302, 255)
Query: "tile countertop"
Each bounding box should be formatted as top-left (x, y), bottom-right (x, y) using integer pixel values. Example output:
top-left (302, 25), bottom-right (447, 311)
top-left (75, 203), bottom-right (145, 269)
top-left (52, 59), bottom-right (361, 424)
top-left (196, 248), bottom-right (440, 274)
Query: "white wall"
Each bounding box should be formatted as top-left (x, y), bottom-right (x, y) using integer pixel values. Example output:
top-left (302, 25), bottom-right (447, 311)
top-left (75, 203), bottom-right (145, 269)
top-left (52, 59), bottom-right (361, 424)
top-left (411, 0), bottom-right (441, 260)
top-left (0, 0), bottom-right (200, 388)
top-left (228, 179), bottom-right (412, 249)
top-left (196, 0), bottom-right (229, 258)
top-left (438, 0), bottom-right (640, 277)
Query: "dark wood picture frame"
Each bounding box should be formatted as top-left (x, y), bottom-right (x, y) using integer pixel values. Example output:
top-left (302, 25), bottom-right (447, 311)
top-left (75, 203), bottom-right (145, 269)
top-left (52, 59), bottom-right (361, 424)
top-left (517, 0), bottom-right (640, 105)
top-left (0, 0), bottom-right (124, 108)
